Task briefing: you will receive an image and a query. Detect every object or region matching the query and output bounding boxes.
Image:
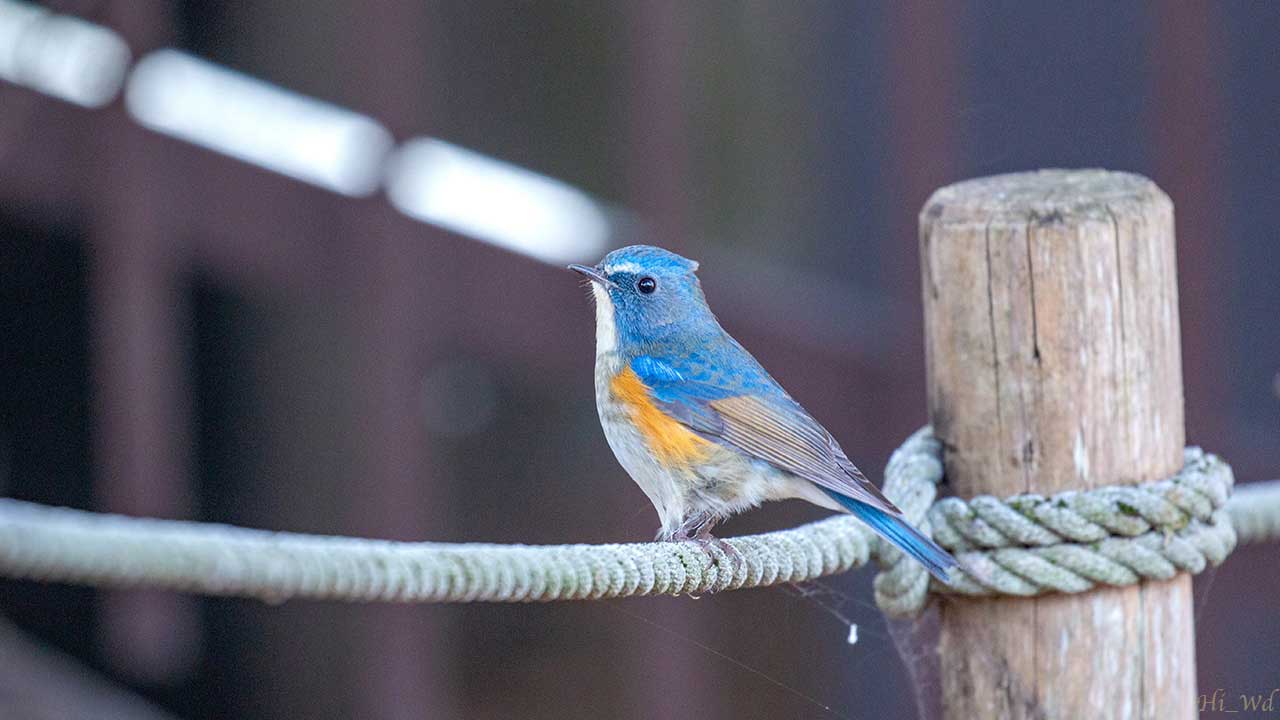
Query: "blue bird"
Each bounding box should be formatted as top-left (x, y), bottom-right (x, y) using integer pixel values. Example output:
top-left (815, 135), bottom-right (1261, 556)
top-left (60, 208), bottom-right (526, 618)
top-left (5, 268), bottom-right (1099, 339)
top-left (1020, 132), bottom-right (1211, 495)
top-left (569, 245), bottom-right (957, 581)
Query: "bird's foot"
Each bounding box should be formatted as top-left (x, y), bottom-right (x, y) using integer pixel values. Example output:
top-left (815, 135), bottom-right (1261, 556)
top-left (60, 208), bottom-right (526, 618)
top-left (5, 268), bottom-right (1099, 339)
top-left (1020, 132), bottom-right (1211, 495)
top-left (663, 513), bottom-right (744, 576)
top-left (667, 510), bottom-right (715, 541)
top-left (691, 531), bottom-right (744, 573)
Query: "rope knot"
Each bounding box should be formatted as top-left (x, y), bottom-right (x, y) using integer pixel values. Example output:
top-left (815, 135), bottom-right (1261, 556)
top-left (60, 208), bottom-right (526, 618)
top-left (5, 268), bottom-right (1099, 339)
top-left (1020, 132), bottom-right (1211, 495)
top-left (872, 428), bottom-right (1238, 617)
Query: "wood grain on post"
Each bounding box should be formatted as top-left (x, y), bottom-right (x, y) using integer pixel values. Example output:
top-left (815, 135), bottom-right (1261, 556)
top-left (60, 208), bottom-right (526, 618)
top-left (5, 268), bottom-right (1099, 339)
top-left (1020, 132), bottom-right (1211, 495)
top-left (920, 170), bottom-right (1193, 719)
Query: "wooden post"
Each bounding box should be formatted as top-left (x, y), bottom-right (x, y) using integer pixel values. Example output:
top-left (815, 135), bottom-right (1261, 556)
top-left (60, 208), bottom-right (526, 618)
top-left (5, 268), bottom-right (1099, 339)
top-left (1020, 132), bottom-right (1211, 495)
top-left (920, 170), bottom-right (1193, 719)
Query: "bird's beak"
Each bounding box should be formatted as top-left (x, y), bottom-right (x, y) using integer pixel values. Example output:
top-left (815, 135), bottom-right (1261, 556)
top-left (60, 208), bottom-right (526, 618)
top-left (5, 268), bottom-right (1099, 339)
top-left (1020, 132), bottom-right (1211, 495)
top-left (568, 263), bottom-right (615, 289)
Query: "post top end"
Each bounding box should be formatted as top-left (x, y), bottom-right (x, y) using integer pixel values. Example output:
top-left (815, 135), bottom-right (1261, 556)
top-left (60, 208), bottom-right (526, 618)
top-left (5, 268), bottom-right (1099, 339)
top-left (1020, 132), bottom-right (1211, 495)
top-left (922, 169), bottom-right (1170, 226)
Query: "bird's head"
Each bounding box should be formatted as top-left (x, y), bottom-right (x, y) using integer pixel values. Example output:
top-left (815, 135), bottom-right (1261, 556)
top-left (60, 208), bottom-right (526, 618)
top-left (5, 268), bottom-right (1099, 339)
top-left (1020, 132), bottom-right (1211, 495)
top-left (569, 245), bottom-right (715, 353)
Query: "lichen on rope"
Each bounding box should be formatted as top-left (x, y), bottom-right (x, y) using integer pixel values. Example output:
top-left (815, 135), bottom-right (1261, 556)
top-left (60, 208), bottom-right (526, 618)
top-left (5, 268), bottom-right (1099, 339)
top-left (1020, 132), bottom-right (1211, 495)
top-left (0, 427), bottom-right (1275, 614)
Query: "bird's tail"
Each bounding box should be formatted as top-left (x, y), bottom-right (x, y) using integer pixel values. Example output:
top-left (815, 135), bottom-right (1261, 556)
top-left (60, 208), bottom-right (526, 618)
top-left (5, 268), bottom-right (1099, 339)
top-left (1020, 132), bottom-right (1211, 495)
top-left (824, 491), bottom-right (957, 583)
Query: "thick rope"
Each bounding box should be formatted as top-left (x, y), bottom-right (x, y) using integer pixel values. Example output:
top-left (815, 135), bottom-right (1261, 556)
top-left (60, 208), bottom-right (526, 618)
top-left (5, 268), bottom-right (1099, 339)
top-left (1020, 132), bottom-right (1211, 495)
top-left (1229, 479), bottom-right (1280, 547)
top-left (0, 428), bottom-right (1275, 609)
top-left (873, 428), bottom-right (1243, 616)
top-left (0, 500), bottom-right (873, 603)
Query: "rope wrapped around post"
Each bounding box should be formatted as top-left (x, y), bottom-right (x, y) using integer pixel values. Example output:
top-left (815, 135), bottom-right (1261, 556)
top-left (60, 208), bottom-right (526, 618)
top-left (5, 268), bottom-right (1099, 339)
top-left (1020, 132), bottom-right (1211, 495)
top-left (873, 428), bottom-right (1239, 616)
top-left (0, 427), bottom-right (1272, 609)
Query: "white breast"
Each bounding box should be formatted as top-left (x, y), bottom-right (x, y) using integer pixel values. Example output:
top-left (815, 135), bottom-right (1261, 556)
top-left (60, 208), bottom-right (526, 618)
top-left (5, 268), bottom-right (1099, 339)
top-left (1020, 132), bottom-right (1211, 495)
top-left (589, 288), bottom-right (685, 536)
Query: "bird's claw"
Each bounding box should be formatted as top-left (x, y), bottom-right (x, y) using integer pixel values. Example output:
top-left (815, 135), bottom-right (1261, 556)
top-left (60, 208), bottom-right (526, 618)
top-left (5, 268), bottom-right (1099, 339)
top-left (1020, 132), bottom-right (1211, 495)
top-left (691, 533), bottom-right (745, 574)
top-left (664, 514), bottom-right (745, 577)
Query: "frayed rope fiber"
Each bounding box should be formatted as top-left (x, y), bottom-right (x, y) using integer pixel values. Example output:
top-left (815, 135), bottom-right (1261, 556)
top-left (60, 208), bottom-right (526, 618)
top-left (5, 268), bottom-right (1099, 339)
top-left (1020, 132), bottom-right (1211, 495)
top-left (0, 428), bottom-right (1275, 615)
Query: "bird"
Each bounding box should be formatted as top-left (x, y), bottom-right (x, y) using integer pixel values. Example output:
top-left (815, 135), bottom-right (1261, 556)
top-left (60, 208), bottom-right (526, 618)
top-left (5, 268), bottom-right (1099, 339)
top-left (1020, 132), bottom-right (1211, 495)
top-left (569, 245), bottom-right (957, 582)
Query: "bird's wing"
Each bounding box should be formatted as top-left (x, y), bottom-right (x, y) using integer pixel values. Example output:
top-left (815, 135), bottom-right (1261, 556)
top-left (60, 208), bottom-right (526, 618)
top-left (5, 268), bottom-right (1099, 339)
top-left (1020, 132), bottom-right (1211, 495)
top-left (630, 354), bottom-right (898, 513)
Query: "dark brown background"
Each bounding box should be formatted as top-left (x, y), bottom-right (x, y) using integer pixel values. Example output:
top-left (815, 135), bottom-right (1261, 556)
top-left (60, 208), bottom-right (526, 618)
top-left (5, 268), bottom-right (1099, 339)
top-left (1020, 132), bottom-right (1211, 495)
top-left (1, 2), bottom-right (1276, 718)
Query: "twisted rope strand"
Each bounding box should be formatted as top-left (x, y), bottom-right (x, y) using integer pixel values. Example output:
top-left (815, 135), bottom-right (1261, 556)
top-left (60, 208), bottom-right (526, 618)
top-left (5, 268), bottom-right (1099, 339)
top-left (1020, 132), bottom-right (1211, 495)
top-left (0, 428), bottom-right (1275, 612)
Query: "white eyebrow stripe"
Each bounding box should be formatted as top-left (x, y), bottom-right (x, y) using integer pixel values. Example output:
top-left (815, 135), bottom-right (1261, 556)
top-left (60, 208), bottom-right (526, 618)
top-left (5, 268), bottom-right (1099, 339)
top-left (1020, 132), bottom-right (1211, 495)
top-left (603, 261), bottom-right (644, 275)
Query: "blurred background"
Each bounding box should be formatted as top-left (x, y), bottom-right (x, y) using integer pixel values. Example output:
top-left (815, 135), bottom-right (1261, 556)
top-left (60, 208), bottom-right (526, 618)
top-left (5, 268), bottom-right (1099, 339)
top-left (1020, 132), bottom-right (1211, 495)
top-left (1, 1), bottom-right (1277, 718)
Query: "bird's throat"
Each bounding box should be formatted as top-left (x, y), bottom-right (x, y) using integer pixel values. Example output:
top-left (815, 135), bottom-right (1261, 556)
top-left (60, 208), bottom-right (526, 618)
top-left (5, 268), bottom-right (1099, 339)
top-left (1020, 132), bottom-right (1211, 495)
top-left (591, 282), bottom-right (618, 355)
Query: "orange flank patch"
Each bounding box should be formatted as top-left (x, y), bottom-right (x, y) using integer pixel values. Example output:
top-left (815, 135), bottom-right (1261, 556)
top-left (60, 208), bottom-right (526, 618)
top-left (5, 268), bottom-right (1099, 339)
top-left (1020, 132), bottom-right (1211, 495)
top-left (610, 367), bottom-right (713, 466)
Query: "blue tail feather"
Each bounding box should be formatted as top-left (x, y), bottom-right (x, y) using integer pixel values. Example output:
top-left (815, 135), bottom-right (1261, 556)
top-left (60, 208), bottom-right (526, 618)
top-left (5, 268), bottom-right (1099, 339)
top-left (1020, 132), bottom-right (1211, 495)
top-left (825, 490), bottom-right (957, 582)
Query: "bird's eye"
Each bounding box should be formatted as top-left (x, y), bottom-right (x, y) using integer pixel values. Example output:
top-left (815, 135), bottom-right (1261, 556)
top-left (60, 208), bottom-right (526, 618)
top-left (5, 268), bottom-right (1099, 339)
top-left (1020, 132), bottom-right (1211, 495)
top-left (636, 276), bottom-right (657, 294)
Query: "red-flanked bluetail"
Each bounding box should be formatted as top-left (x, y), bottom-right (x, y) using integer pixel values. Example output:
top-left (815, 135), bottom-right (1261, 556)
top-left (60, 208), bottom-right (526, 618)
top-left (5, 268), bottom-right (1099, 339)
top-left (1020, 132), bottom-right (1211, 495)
top-left (570, 246), bottom-right (957, 582)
